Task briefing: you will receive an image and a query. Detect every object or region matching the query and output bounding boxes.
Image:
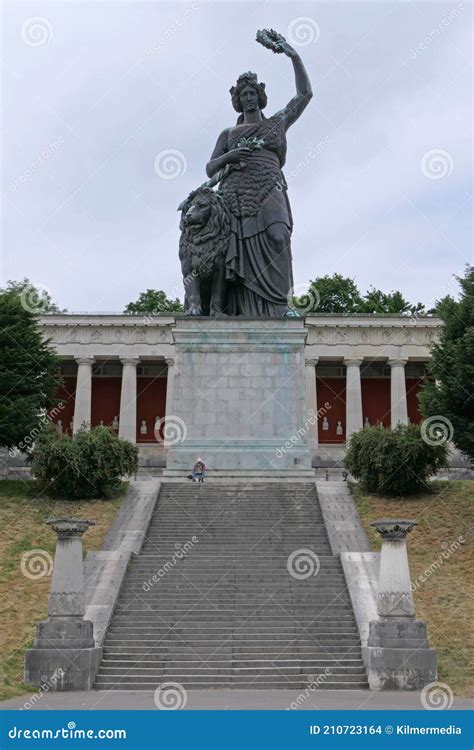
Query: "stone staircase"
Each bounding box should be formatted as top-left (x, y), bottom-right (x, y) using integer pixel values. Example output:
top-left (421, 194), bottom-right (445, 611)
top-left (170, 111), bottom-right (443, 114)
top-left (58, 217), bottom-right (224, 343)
top-left (94, 482), bottom-right (368, 690)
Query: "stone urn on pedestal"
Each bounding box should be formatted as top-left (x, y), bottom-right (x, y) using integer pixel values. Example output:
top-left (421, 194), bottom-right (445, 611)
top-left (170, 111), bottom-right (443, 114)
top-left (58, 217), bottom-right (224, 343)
top-left (366, 519), bottom-right (437, 690)
top-left (24, 518), bottom-right (101, 691)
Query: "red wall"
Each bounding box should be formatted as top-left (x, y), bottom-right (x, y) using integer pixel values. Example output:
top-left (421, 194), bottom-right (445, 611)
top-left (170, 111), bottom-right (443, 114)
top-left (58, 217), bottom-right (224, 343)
top-left (136, 377), bottom-right (167, 443)
top-left (406, 378), bottom-right (424, 424)
top-left (316, 377), bottom-right (346, 443)
top-left (91, 378), bottom-right (122, 428)
top-left (361, 378), bottom-right (391, 428)
top-left (49, 377), bottom-right (76, 434)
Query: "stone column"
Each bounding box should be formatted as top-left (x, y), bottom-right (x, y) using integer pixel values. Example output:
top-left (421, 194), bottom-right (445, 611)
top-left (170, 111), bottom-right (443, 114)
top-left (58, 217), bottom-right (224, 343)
top-left (366, 519), bottom-right (437, 690)
top-left (24, 518), bottom-right (102, 690)
top-left (344, 358), bottom-right (363, 439)
top-left (371, 519), bottom-right (417, 619)
top-left (165, 356), bottom-right (175, 418)
top-left (389, 358), bottom-right (408, 428)
top-left (73, 357), bottom-right (94, 433)
top-left (119, 357), bottom-right (139, 443)
top-left (305, 357), bottom-right (319, 453)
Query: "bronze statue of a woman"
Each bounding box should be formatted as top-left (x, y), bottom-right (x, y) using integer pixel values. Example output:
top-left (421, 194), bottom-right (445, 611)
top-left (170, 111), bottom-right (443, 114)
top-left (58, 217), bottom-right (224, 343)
top-left (205, 29), bottom-right (313, 317)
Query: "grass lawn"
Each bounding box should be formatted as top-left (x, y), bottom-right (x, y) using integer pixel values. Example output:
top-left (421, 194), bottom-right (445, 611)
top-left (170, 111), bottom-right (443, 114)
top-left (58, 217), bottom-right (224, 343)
top-left (351, 480), bottom-right (474, 697)
top-left (0, 479), bottom-right (125, 702)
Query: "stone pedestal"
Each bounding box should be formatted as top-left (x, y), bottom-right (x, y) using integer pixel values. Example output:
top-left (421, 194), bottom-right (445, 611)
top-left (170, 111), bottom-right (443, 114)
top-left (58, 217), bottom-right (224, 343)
top-left (366, 519), bottom-right (437, 690)
top-left (164, 318), bottom-right (314, 476)
top-left (24, 519), bottom-right (101, 691)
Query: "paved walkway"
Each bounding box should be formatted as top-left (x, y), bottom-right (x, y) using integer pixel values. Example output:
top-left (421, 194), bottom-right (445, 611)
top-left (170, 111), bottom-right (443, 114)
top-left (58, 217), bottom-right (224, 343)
top-left (1, 690), bottom-right (472, 711)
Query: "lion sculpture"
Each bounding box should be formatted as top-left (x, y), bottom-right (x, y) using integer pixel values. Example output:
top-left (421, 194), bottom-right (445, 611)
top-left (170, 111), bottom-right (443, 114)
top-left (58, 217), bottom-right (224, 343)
top-left (178, 186), bottom-right (230, 316)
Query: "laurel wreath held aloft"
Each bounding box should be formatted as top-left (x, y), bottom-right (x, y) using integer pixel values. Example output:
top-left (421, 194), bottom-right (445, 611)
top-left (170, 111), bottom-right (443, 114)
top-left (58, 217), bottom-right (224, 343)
top-left (256, 28), bottom-right (286, 53)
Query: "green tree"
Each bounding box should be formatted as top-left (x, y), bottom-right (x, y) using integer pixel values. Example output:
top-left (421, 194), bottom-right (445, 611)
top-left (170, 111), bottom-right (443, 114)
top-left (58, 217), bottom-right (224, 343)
top-left (419, 266), bottom-right (474, 460)
top-left (360, 288), bottom-right (425, 315)
top-left (304, 274), bottom-right (363, 313)
top-left (0, 285), bottom-right (61, 451)
top-left (124, 289), bottom-right (184, 314)
top-left (4, 278), bottom-right (65, 313)
top-left (301, 274), bottom-right (425, 314)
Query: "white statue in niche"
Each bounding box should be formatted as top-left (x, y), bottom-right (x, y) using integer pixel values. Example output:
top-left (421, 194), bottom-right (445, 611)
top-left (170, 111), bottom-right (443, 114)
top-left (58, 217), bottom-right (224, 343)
top-left (99, 419), bottom-right (104, 426)
top-left (112, 415), bottom-right (119, 430)
top-left (140, 420), bottom-right (148, 435)
top-left (69, 419), bottom-right (74, 433)
top-left (56, 420), bottom-right (63, 433)
top-left (364, 416), bottom-right (370, 429)
top-left (336, 420), bottom-right (343, 435)
top-left (322, 416), bottom-right (329, 431)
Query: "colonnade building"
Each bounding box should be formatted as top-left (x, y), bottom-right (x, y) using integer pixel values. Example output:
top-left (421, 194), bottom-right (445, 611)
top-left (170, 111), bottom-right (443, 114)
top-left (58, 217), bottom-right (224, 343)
top-left (40, 313), bottom-right (440, 465)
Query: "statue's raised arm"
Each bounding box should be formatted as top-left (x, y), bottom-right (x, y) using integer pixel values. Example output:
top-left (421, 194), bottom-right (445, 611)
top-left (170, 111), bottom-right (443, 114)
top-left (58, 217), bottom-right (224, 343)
top-left (256, 28), bottom-right (313, 130)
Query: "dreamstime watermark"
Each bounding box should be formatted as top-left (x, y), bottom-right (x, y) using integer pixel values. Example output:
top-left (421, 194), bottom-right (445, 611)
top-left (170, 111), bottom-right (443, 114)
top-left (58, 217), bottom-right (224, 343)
top-left (420, 415), bottom-right (453, 446)
top-left (285, 137), bottom-right (332, 185)
top-left (154, 414), bottom-right (187, 445)
top-left (411, 535), bottom-right (465, 592)
top-left (287, 17), bottom-right (320, 47)
top-left (287, 282), bottom-right (320, 314)
top-left (287, 549), bottom-right (320, 580)
top-left (21, 17), bottom-right (54, 47)
top-left (421, 149), bottom-right (454, 180)
top-left (154, 149), bottom-right (187, 180)
top-left (154, 681), bottom-right (188, 710)
top-left (421, 681), bottom-right (454, 710)
top-left (409, 4), bottom-right (464, 59)
top-left (9, 137), bottom-right (64, 193)
top-left (9, 403), bottom-right (66, 458)
top-left (144, 3), bottom-right (199, 58)
top-left (19, 283), bottom-right (54, 313)
top-left (287, 670), bottom-right (332, 709)
top-left (21, 669), bottom-right (65, 709)
top-left (276, 404), bottom-right (331, 458)
top-left (142, 536), bottom-right (199, 591)
top-left (20, 549), bottom-right (54, 580)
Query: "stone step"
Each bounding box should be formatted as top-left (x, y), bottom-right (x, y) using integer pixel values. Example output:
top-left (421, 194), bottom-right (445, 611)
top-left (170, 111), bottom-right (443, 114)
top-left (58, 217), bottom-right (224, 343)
top-left (97, 665), bottom-right (366, 677)
top-left (95, 482), bottom-right (366, 690)
top-left (94, 679), bottom-right (369, 690)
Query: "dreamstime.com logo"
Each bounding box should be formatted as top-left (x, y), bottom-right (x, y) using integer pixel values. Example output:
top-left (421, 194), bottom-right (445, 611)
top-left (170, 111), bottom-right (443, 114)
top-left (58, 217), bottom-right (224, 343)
top-left (287, 670), bottom-right (332, 709)
top-left (421, 682), bottom-right (454, 710)
top-left (276, 404), bottom-right (331, 458)
top-left (421, 149), bottom-right (454, 180)
top-left (20, 549), bottom-right (53, 580)
top-left (288, 283), bottom-right (320, 314)
top-left (154, 149), bottom-right (187, 180)
top-left (154, 681), bottom-right (187, 710)
top-left (154, 415), bottom-right (187, 445)
top-left (287, 549), bottom-right (320, 580)
top-left (411, 535), bottom-right (465, 592)
top-left (420, 415), bottom-right (453, 446)
top-left (142, 537), bottom-right (198, 591)
top-left (287, 17), bottom-right (320, 47)
top-left (21, 16), bottom-right (54, 46)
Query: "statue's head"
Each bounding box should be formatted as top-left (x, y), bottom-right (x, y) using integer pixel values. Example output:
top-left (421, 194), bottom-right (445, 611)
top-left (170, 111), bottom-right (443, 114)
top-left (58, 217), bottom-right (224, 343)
top-left (230, 71), bottom-right (267, 115)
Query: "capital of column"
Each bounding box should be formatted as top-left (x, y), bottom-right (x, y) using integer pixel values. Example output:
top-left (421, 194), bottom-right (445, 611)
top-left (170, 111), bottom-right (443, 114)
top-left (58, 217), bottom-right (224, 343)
top-left (305, 357), bottom-right (319, 367)
top-left (344, 358), bottom-right (363, 368)
top-left (47, 518), bottom-right (95, 539)
top-left (165, 356), bottom-right (175, 367)
top-left (120, 357), bottom-right (140, 366)
top-left (75, 357), bottom-right (95, 366)
top-left (388, 358), bottom-right (408, 368)
top-left (371, 518), bottom-right (417, 541)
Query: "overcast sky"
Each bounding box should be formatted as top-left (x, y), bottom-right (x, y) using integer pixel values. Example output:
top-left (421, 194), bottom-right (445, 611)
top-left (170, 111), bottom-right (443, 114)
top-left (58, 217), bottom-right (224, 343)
top-left (1, 0), bottom-right (472, 312)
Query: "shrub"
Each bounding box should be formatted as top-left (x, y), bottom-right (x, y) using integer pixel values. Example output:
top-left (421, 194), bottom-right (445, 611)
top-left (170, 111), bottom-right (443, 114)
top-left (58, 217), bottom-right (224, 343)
top-left (30, 425), bottom-right (138, 499)
top-left (344, 424), bottom-right (448, 496)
